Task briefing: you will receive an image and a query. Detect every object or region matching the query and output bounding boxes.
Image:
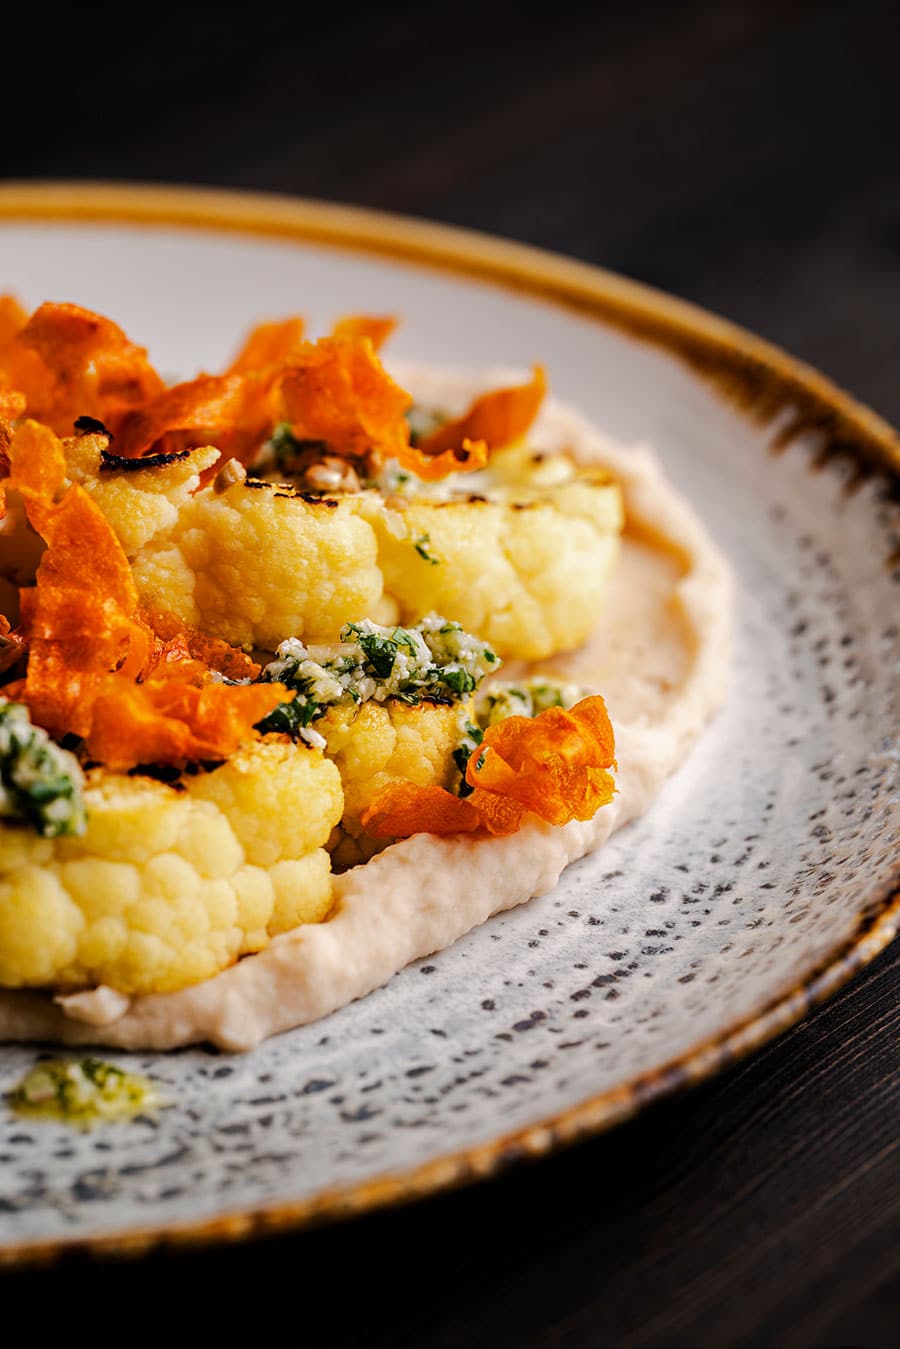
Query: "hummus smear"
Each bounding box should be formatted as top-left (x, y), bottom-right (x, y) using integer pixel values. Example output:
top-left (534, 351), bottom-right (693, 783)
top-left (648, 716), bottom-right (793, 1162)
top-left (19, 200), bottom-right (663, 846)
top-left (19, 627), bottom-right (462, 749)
top-left (0, 371), bottom-right (731, 1051)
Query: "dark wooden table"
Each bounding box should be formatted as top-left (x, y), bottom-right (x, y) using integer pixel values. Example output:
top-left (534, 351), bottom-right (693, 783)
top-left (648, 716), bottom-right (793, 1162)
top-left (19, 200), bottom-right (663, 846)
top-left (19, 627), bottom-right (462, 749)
top-left (2, 2), bottom-right (898, 1344)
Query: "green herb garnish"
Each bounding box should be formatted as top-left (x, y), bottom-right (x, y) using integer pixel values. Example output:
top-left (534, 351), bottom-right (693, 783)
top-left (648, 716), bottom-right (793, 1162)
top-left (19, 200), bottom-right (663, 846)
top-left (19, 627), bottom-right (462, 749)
top-left (256, 616), bottom-right (501, 740)
top-left (0, 701), bottom-right (87, 837)
top-left (413, 533), bottom-right (440, 565)
top-left (8, 1057), bottom-right (160, 1128)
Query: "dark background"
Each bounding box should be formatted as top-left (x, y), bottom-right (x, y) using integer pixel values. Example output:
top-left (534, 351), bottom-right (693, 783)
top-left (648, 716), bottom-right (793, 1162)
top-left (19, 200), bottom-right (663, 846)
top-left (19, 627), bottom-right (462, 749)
top-left (2, 2), bottom-right (899, 1344)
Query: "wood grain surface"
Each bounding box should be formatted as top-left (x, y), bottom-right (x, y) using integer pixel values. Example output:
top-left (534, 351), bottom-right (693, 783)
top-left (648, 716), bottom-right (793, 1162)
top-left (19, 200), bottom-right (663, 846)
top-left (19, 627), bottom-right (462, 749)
top-left (1, 1), bottom-right (898, 1344)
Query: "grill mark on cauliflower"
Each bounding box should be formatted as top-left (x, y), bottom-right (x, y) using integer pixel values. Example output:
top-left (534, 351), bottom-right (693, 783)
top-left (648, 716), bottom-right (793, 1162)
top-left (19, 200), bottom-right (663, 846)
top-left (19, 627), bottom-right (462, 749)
top-left (99, 448), bottom-right (193, 473)
top-left (0, 739), bottom-right (342, 995)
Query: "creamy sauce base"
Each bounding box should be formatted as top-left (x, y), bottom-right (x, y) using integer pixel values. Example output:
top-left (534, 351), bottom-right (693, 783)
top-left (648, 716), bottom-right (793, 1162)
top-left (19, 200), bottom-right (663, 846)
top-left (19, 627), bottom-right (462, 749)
top-left (0, 380), bottom-right (732, 1051)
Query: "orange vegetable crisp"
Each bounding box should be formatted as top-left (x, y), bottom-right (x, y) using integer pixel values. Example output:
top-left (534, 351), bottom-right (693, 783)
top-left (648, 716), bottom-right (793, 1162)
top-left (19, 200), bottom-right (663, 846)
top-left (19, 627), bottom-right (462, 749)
top-left (3, 419), bottom-right (286, 766)
top-left (362, 696), bottom-right (616, 840)
top-left (0, 297), bottom-right (549, 485)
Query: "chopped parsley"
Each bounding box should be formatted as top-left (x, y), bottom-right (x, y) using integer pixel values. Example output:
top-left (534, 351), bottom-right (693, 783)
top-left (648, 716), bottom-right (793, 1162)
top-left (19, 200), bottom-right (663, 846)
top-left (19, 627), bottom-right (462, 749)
top-left (256, 616), bottom-right (500, 741)
top-left (452, 721), bottom-right (484, 797)
top-left (413, 533), bottom-right (440, 565)
top-left (0, 700), bottom-right (87, 837)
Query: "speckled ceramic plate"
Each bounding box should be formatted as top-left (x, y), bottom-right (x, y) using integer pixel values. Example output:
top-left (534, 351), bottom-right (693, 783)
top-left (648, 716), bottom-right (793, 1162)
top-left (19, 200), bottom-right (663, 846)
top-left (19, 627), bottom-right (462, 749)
top-left (0, 183), bottom-right (897, 1265)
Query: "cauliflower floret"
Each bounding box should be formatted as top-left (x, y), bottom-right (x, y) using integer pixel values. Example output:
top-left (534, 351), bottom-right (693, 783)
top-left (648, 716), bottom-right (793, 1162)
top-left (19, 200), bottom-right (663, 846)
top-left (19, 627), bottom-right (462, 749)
top-left (64, 436), bottom-right (220, 555)
top-left (166, 481), bottom-right (383, 650)
top-left (0, 739), bottom-right (342, 995)
top-left (362, 472), bottom-right (622, 661)
top-left (319, 698), bottom-right (466, 869)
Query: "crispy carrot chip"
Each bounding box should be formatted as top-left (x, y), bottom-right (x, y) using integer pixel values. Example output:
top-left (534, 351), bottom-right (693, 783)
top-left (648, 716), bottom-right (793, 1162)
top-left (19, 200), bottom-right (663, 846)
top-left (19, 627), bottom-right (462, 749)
top-left (0, 296), bottom-right (29, 346)
top-left (0, 296), bottom-right (47, 412)
top-left (227, 317), bottom-right (307, 375)
top-left (0, 387), bottom-right (26, 424)
top-left (139, 606), bottom-right (260, 683)
top-left (280, 336), bottom-right (412, 461)
top-left (330, 315), bottom-right (397, 350)
top-left (5, 417), bottom-right (279, 763)
top-left (417, 366), bottom-right (547, 457)
top-left (461, 789), bottom-right (528, 836)
top-left (5, 425), bottom-right (149, 736)
top-left (394, 434), bottom-right (490, 482)
top-left (14, 496), bottom-right (278, 762)
top-left (116, 371), bottom-right (278, 464)
top-left (85, 679), bottom-right (288, 772)
top-left (16, 483), bottom-right (150, 739)
top-left (15, 302), bottom-right (164, 436)
top-left (363, 696), bottom-right (615, 841)
top-left (467, 695), bottom-right (616, 826)
top-left (361, 781), bottom-right (482, 839)
top-left (7, 419), bottom-right (68, 508)
top-left (0, 614), bottom-right (26, 676)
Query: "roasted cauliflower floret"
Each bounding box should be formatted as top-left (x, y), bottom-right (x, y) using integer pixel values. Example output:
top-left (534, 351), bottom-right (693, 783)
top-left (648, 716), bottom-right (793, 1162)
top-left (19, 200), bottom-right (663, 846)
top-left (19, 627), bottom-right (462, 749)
top-left (320, 697), bottom-right (467, 868)
top-left (0, 739), bottom-right (342, 995)
top-left (150, 480), bottom-right (385, 651)
top-left (61, 438), bottom-right (386, 651)
top-left (252, 617), bottom-right (494, 868)
top-left (64, 435), bottom-right (220, 555)
top-left (362, 467), bottom-right (622, 661)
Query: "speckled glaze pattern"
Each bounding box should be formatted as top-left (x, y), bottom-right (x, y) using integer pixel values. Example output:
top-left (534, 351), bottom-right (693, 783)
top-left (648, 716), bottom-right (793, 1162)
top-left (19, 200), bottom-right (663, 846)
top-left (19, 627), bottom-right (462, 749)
top-left (0, 192), bottom-right (896, 1261)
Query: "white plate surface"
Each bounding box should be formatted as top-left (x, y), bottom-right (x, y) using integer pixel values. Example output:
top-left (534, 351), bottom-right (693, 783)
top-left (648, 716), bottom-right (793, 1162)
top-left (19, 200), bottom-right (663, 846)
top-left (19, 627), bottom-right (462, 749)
top-left (0, 193), bottom-right (896, 1257)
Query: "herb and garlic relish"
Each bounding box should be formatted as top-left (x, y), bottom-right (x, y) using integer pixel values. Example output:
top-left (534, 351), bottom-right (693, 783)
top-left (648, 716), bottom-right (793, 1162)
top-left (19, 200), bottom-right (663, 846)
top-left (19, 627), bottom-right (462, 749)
top-left (0, 701), bottom-right (87, 838)
top-left (257, 616), bottom-right (499, 745)
top-left (475, 676), bottom-right (586, 725)
top-left (453, 676), bottom-right (588, 796)
top-left (9, 1057), bottom-right (160, 1127)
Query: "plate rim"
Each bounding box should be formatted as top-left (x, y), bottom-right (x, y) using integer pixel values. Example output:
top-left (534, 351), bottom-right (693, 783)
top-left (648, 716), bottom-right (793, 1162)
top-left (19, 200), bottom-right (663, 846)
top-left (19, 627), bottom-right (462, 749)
top-left (0, 179), bottom-right (897, 1268)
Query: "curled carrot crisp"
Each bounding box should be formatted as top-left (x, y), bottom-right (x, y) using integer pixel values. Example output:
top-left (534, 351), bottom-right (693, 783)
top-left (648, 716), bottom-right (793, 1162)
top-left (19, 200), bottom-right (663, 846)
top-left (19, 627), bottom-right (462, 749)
top-left (394, 435), bottom-right (490, 481)
top-left (227, 317), bottom-right (307, 375)
top-left (16, 483), bottom-right (151, 739)
top-left (119, 328), bottom-right (402, 467)
top-left (139, 606), bottom-right (260, 683)
top-left (14, 301), bottom-right (165, 438)
top-left (358, 781), bottom-right (482, 840)
top-left (362, 695), bottom-right (615, 840)
top-left (85, 680), bottom-right (286, 772)
top-left (467, 696), bottom-right (616, 826)
top-left (6, 418), bottom-right (67, 506)
top-left (280, 335), bottom-right (412, 461)
top-left (416, 365), bottom-right (547, 457)
top-left (116, 371), bottom-right (278, 463)
top-left (390, 365), bottom-right (547, 481)
top-left (1, 298), bottom-right (547, 484)
top-left (0, 388), bottom-right (26, 426)
top-left (330, 315), bottom-right (396, 350)
top-left (0, 297), bottom-right (47, 421)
